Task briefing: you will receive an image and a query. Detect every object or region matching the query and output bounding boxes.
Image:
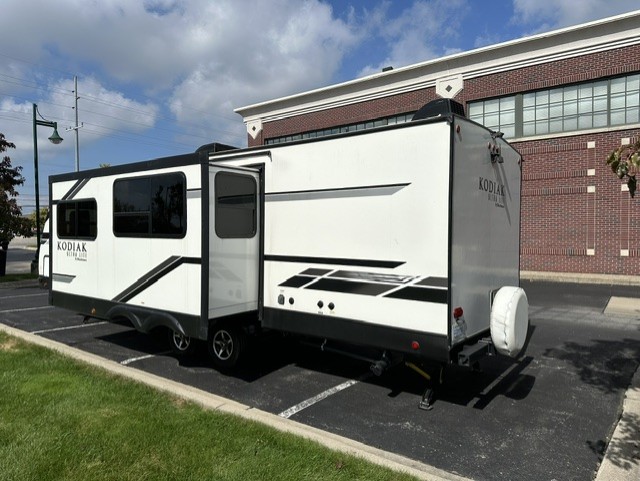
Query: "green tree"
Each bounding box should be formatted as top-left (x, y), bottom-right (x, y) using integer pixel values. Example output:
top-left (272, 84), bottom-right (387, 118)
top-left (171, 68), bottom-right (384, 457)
top-left (0, 132), bottom-right (33, 255)
top-left (606, 139), bottom-right (640, 197)
top-left (29, 207), bottom-right (49, 229)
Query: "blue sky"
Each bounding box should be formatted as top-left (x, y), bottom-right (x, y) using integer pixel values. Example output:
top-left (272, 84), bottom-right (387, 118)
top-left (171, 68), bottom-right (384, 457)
top-left (0, 0), bottom-right (638, 211)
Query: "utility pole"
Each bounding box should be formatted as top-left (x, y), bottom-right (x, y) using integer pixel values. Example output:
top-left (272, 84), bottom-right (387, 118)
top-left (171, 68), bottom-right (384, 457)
top-left (67, 75), bottom-right (83, 171)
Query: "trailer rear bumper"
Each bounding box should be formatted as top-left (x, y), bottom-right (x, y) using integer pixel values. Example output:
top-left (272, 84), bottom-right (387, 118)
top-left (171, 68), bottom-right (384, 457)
top-left (263, 307), bottom-right (450, 363)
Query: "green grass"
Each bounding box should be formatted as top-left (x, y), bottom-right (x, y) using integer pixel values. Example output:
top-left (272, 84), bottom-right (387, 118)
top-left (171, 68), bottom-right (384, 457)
top-left (0, 332), bottom-right (417, 481)
top-left (0, 272), bottom-right (37, 283)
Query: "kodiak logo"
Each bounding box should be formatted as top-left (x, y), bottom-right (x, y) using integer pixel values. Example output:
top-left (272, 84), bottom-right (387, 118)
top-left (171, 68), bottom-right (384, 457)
top-left (57, 241), bottom-right (88, 261)
top-left (478, 177), bottom-right (505, 208)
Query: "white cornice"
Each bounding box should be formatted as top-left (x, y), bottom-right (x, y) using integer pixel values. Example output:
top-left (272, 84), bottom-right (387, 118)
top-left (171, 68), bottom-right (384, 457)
top-left (236, 10), bottom-right (640, 124)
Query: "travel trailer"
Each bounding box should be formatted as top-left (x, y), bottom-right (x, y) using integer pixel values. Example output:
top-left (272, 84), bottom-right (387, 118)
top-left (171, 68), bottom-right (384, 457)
top-left (47, 101), bottom-right (528, 405)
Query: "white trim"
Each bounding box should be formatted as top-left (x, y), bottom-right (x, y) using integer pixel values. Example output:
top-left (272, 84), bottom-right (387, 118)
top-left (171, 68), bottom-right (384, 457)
top-left (587, 169), bottom-right (596, 176)
top-left (621, 249), bottom-right (630, 256)
top-left (587, 249), bottom-right (596, 256)
top-left (236, 11), bottom-right (640, 123)
top-left (588, 186), bottom-right (596, 193)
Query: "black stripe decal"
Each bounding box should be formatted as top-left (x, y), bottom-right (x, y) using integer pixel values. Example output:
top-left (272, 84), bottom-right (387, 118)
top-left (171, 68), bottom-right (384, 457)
top-left (61, 178), bottom-right (90, 200)
top-left (279, 275), bottom-right (315, 288)
top-left (112, 256), bottom-right (201, 303)
top-left (265, 254), bottom-right (404, 269)
top-left (305, 278), bottom-right (392, 296)
top-left (416, 276), bottom-right (448, 288)
top-left (266, 183), bottom-right (409, 202)
top-left (384, 286), bottom-right (448, 303)
top-left (329, 270), bottom-right (414, 284)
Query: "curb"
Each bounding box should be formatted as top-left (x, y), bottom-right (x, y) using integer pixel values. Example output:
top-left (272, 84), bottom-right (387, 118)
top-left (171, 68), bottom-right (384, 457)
top-left (595, 366), bottom-right (640, 481)
top-left (0, 323), bottom-right (469, 481)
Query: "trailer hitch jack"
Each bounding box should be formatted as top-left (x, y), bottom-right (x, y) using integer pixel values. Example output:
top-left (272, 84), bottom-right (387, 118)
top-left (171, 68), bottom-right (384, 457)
top-left (406, 362), bottom-right (443, 411)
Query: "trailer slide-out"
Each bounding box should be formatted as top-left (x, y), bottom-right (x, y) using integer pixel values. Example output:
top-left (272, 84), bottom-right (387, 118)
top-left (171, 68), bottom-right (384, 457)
top-left (48, 100), bottom-right (528, 405)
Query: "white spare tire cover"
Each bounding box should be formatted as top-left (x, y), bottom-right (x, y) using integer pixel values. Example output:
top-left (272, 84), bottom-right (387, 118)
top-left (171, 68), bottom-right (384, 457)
top-left (490, 286), bottom-right (529, 357)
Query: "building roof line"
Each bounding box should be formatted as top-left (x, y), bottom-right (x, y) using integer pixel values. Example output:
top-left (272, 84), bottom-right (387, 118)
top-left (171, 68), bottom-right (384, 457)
top-left (235, 10), bottom-right (640, 123)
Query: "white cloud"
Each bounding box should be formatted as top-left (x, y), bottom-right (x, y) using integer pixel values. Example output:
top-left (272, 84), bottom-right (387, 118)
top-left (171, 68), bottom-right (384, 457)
top-left (512, 0), bottom-right (639, 30)
top-left (356, 0), bottom-right (469, 77)
top-left (0, 0), bottom-right (361, 148)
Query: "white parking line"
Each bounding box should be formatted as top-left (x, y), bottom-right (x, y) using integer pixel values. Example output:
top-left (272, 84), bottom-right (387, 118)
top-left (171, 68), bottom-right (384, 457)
top-left (121, 351), bottom-right (171, 366)
top-left (278, 373), bottom-right (370, 419)
top-left (0, 306), bottom-right (55, 314)
top-left (31, 321), bottom-right (108, 334)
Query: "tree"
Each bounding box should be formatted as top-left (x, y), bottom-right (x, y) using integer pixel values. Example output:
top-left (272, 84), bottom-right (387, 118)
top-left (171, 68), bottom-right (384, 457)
top-left (29, 207), bottom-right (49, 230)
top-left (0, 132), bottom-right (33, 267)
top-left (606, 139), bottom-right (640, 197)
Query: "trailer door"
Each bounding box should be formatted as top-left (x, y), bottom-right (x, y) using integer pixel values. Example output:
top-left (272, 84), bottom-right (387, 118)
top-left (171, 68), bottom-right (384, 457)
top-left (208, 165), bottom-right (261, 319)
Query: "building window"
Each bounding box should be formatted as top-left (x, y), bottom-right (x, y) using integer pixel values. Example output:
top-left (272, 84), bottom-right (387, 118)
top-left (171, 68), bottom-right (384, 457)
top-left (265, 112), bottom-right (416, 145)
top-left (113, 172), bottom-right (186, 237)
top-left (57, 199), bottom-right (97, 239)
top-left (469, 73), bottom-right (640, 139)
top-left (214, 172), bottom-right (257, 238)
top-left (611, 74), bottom-right (640, 125)
top-left (468, 96), bottom-right (516, 138)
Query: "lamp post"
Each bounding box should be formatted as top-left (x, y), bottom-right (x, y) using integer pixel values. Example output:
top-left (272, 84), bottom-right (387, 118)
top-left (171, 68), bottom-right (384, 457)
top-left (32, 103), bottom-right (63, 272)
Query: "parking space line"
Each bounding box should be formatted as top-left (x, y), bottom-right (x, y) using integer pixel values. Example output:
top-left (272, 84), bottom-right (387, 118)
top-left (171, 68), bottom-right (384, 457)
top-left (121, 351), bottom-right (171, 366)
top-left (31, 321), bottom-right (108, 334)
top-left (278, 373), bottom-right (371, 419)
top-left (0, 306), bottom-right (55, 314)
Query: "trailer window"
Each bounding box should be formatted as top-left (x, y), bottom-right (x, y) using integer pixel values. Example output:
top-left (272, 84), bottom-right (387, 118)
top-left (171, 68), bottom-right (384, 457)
top-left (57, 199), bottom-right (97, 239)
top-left (113, 173), bottom-right (186, 237)
top-left (215, 172), bottom-right (257, 238)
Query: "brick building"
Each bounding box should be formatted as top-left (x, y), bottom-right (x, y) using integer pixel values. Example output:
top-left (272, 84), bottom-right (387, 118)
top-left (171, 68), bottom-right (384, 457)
top-left (235, 11), bottom-right (640, 283)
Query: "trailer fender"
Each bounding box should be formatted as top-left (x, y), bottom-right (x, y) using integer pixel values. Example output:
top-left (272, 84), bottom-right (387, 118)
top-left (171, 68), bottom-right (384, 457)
top-left (490, 286), bottom-right (529, 357)
top-left (106, 305), bottom-right (184, 336)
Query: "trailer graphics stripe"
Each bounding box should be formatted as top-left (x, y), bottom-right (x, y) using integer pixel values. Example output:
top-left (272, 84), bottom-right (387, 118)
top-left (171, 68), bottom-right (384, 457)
top-left (61, 178), bottom-right (90, 200)
top-left (112, 256), bottom-right (201, 303)
top-left (278, 269), bottom-right (448, 303)
top-left (266, 182), bottom-right (409, 202)
top-left (265, 255), bottom-right (405, 269)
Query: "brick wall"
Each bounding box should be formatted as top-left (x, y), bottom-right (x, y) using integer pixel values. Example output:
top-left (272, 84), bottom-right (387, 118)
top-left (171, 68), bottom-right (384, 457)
top-left (513, 131), bottom-right (640, 276)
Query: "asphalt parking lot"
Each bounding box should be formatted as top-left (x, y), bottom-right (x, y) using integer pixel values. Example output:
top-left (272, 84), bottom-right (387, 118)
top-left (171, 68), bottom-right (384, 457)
top-left (1, 279), bottom-right (639, 481)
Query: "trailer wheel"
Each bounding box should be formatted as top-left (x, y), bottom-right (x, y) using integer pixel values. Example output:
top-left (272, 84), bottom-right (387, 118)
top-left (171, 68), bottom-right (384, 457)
top-left (168, 329), bottom-right (194, 355)
top-left (208, 324), bottom-right (244, 369)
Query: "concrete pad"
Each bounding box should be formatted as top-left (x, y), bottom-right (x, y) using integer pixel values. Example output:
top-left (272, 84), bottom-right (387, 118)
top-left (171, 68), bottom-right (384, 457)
top-left (0, 323), bottom-right (468, 481)
top-left (595, 404), bottom-right (640, 481)
top-left (604, 297), bottom-right (640, 318)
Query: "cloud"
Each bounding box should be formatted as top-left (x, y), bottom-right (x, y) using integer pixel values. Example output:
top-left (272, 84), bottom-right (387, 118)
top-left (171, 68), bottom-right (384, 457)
top-left (512, 0), bottom-right (639, 30)
top-left (356, 0), bottom-right (469, 77)
top-left (0, 0), bottom-right (362, 148)
top-left (0, 76), bottom-right (158, 160)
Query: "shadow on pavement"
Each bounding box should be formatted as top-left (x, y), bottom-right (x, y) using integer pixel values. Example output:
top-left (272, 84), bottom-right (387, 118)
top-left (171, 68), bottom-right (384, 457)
top-left (544, 337), bottom-right (640, 471)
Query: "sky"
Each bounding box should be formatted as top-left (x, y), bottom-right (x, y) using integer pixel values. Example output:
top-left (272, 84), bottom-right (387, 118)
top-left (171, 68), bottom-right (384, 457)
top-left (1, 0), bottom-right (639, 211)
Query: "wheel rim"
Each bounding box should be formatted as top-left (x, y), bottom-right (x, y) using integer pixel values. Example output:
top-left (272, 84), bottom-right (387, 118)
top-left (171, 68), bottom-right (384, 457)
top-left (212, 330), bottom-right (233, 361)
top-left (172, 331), bottom-right (191, 351)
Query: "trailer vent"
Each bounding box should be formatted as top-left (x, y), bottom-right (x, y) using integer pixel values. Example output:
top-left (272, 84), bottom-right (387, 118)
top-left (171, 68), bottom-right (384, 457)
top-left (411, 99), bottom-right (466, 121)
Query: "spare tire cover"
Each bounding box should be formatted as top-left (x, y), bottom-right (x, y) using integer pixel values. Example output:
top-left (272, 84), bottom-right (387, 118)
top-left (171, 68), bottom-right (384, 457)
top-left (490, 286), bottom-right (529, 357)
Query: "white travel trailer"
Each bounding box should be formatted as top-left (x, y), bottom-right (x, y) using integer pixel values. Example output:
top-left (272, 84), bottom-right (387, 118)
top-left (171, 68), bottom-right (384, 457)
top-left (48, 101), bottom-right (528, 401)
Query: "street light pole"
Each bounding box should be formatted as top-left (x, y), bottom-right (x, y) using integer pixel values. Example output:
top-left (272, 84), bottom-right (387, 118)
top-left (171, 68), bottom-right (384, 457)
top-left (32, 103), bottom-right (63, 272)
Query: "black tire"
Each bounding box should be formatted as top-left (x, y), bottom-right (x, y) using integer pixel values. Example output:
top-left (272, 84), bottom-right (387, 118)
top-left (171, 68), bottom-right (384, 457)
top-left (168, 329), bottom-right (194, 355)
top-left (207, 323), bottom-right (245, 369)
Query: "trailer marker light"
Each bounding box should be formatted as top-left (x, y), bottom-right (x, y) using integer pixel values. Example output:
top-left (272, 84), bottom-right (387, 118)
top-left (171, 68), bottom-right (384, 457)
top-left (453, 307), bottom-right (464, 319)
top-left (411, 341), bottom-right (420, 350)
